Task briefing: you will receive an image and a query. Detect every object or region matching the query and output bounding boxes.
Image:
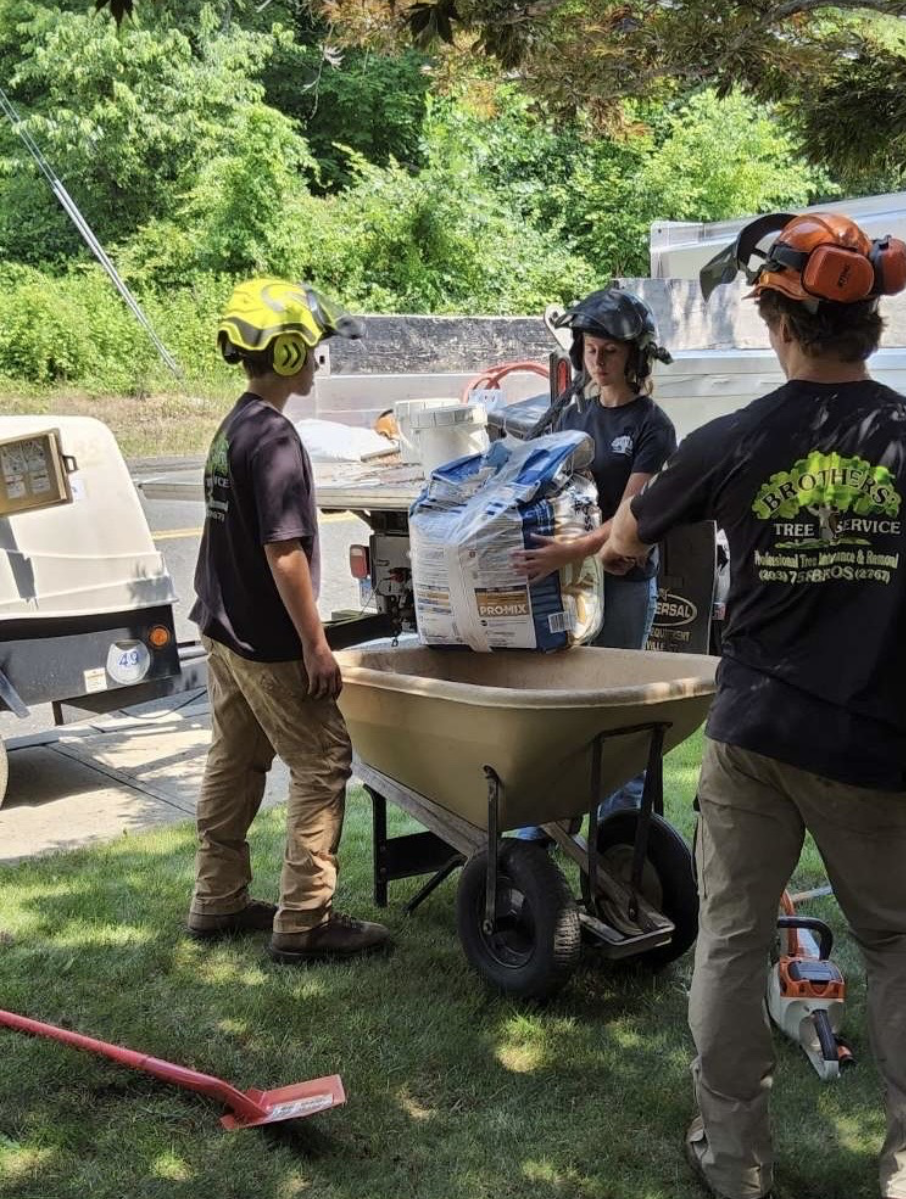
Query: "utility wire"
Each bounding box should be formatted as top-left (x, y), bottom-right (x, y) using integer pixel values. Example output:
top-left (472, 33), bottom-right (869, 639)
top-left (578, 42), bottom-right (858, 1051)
top-left (0, 85), bottom-right (184, 381)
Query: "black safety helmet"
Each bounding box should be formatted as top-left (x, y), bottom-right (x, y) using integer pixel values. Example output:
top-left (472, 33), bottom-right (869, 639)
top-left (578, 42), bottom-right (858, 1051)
top-left (554, 287), bottom-right (673, 382)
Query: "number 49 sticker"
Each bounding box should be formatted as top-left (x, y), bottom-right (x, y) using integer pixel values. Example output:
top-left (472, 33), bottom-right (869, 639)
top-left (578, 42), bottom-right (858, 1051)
top-left (106, 640), bottom-right (151, 686)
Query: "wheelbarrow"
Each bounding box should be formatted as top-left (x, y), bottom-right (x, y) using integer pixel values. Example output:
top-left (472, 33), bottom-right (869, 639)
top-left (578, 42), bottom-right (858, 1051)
top-left (337, 646), bottom-right (717, 1000)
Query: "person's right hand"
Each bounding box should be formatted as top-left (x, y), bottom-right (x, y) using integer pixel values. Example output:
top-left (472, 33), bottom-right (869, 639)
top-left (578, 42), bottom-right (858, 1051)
top-left (513, 534), bottom-right (586, 583)
top-left (303, 640), bottom-right (343, 699)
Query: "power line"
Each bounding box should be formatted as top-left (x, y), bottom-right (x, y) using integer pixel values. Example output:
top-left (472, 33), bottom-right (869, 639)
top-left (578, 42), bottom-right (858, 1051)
top-left (0, 85), bottom-right (184, 381)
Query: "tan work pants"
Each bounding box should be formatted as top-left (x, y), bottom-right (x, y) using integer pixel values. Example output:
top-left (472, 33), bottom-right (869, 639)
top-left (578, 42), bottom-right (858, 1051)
top-left (190, 636), bottom-right (352, 934)
top-left (691, 738), bottom-right (906, 1199)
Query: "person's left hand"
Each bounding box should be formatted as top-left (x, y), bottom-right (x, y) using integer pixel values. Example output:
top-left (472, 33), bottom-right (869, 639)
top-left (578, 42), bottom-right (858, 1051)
top-left (513, 535), bottom-right (582, 583)
top-left (599, 539), bottom-right (645, 576)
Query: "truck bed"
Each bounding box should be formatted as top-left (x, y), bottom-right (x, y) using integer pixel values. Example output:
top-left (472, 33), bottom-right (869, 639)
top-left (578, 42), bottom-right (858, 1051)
top-left (139, 457), bottom-right (426, 514)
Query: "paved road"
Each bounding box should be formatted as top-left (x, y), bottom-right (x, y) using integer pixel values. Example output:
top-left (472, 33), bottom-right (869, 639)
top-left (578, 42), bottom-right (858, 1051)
top-left (142, 493), bottom-right (370, 642)
top-left (0, 483), bottom-right (371, 743)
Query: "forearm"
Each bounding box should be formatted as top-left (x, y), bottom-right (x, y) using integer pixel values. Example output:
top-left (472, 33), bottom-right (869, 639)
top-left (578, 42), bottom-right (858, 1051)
top-left (590, 519), bottom-right (613, 554)
top-left (608, 497), bottom-right (651, 559)
top-left (573, 523), bottom-right (612, 559)
top-left (265, 542), bottom-right (326, 650)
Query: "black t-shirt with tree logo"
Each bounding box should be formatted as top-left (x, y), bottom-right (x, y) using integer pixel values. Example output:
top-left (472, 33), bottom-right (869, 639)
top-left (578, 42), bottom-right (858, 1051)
top-left (191, 393), bottom-right (320, 662)
top-left (632, 378), bottom-right (906, 790)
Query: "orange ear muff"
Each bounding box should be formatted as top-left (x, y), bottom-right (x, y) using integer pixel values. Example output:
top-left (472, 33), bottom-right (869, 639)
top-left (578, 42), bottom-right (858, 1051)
top-left (272, 333), bottom-right (308, 377)
top-left (871, 236), bottom-right (906, 297)
top-left (800, 244), bottom-right (875, 303)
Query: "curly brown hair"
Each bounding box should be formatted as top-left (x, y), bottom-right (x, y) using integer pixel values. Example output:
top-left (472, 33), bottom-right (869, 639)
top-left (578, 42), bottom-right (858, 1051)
top-left (756, 290), bottom-right (884, 362)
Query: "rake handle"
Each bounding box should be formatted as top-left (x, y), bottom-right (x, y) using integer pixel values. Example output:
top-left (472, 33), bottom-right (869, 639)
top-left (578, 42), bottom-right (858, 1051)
top-left (0, 1009), bottom-right (266, 1121)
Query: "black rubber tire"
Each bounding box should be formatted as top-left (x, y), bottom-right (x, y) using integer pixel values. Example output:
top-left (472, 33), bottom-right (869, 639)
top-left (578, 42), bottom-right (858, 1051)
top-left (456, 840), bottom-right (581, 1000)
top-left (0, 737), bottom-right (7, 810)
top-left (595, 811), bottom-right (699, 967)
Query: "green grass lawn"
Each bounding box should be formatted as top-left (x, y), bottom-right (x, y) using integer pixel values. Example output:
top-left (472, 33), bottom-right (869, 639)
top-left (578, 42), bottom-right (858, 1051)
top-left (0, 732), bottom-right (886, 1199)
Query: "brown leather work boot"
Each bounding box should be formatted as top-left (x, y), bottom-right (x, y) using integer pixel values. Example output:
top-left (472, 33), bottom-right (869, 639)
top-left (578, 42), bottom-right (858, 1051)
top-left (268, 912), bottom-right (392, 963)
top-left (185, 899), bottom-right (277, 941)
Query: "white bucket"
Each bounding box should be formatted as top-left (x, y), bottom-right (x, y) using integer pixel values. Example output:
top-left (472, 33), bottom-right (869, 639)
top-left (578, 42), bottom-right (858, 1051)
top-left (410, 404), bottom-right (489, 475)
top-left (393, 398), bottom-right (460, 464)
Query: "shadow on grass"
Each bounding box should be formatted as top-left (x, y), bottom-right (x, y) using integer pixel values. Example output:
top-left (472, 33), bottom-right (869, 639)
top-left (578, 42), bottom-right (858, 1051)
top-left (0, 751), bottom-right (887, 1199)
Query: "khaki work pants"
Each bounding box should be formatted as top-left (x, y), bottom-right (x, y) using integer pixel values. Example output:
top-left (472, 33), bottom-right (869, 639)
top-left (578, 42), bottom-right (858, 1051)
top-left (691, 738), bottom-right (906, 1199)
top-left (190, 636), bottom-right (352, 934)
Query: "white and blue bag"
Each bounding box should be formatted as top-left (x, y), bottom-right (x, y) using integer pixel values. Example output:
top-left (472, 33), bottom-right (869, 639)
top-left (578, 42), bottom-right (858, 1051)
top-left (409, 432), bottom-right (604, 651)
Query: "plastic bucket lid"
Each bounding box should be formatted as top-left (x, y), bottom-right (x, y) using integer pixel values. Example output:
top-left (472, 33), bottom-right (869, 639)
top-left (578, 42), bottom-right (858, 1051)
top-left (410, 403), bottom-right (487, 429)
top-left (393, 398), bottom-right (459, 417)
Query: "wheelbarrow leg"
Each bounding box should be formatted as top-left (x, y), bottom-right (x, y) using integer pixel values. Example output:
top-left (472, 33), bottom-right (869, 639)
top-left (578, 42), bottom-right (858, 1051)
top-left (367, 786), bottom-right (389, 908)
top-left (628, 724), bottom-right (667, 922)
top-left (403, 855), bottom-right (464, 915)
top-left (585, 733), bottom-right (604, 919)
top-left (482, 766), bottom-right (502, 935)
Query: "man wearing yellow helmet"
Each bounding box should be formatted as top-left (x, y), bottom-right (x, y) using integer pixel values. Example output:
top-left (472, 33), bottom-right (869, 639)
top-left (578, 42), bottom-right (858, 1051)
top-left (186, 277), bottom-right (391, 963)
top-left (604, 215), bottom-right (906, 1199)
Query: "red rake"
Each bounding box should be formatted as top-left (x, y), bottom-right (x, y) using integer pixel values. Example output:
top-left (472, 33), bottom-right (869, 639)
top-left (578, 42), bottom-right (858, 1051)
top-left (0, 1008), bottom-right (345, 1130)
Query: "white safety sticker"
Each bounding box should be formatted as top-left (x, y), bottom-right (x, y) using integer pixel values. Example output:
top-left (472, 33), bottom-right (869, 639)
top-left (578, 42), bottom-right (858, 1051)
top-left (83, 667), bottom-right (108, 694)
top-left (266, 1093), bottom-right (335, 1120)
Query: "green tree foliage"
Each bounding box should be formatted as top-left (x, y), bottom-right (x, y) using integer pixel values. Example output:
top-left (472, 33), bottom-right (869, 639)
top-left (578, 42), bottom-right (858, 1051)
top-left (636, 89), bottom-right (832, 224)
top-left (795, 35), bottom-right (906, 189)
top-left (310, 139), bottom-right (597, 313)
top-left (0, 0), bottom-right (872, 397)
top-left (125, 105), bottom-right (321, 282)
top-left (417, 84), bottom-right (831, 279)
top-left (91, 0), bottom-right (906, 186)
top-left (0, 5), bottom-right (280, 259)
top-left (264, 41), bottom-right (432, 190)
top-left (330, 0), bottom-right (906, 188)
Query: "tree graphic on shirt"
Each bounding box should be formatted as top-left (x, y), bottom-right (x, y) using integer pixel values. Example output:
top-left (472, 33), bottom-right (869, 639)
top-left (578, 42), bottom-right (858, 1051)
top-left (752, 450), bottom-right (901, 542)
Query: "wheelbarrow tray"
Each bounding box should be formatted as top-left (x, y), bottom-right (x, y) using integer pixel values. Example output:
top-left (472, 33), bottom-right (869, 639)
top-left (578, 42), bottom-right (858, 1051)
top-left (337, 646), bottom-right (716, 831)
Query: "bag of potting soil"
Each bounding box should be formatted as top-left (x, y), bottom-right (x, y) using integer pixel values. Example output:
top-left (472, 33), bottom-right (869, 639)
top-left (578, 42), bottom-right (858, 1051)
top-left (409, 431), bottom-right (604, 651)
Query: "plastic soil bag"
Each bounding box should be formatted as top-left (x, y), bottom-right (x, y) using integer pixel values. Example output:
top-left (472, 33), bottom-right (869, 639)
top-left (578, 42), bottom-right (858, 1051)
top-left (409, 432), bottom-right (604, 651)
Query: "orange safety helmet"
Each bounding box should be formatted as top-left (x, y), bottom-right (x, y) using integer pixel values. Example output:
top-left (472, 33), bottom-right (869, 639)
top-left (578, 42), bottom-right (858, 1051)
top-left (700, 210), bottom-right (906, 307)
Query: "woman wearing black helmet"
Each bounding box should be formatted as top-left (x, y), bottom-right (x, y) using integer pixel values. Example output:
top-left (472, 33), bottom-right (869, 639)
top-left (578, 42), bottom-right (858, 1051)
top-left (515, 287), bottom-right (676, 821)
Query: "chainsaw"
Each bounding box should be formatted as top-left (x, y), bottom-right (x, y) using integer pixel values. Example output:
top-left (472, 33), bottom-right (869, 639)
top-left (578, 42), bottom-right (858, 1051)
top-left (766, 891), bottom-right (855, 1081)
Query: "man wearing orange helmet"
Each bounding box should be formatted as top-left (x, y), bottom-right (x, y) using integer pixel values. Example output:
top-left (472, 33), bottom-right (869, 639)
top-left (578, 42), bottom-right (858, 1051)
top-left (603, 213), bottom-right (906, 1199)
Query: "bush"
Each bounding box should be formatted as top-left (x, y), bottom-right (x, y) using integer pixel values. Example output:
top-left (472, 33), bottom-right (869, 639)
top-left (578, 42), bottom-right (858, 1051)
top-left (0, 266), bottom-right (109, 384)
top-left (0, 265), bottom-right (235, 394)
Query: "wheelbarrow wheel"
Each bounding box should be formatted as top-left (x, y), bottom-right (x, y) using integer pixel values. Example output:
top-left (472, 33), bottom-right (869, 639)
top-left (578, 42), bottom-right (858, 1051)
top-left (456, 840), bottom-right (580, 1001)
top-left (595, 812), bottom-right (698, 967)
top-left (0, 736), bottom-right (7, 809)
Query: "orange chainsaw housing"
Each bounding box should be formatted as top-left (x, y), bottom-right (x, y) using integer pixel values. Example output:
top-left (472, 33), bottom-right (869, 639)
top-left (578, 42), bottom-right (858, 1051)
top-left (776, 955), bottom-right (846, 1001)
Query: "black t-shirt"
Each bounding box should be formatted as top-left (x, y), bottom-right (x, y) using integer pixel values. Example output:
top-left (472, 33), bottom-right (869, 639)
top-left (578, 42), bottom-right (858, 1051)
top-left (191, 393), bottom-right (320, 662)
top-left (632, 378), bottom-right (906, 790)
top-left (557, 392), bottom-right (676, 581)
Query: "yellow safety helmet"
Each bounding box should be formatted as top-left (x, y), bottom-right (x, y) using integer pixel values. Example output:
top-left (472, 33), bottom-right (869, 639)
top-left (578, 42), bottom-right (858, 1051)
top-left (217, 277), bottom-right (364, 377)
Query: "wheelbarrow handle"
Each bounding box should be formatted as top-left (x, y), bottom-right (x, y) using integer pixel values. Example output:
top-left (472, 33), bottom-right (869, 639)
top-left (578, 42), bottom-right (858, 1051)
top-left (0, 1009), bottom-right (266, 1122)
